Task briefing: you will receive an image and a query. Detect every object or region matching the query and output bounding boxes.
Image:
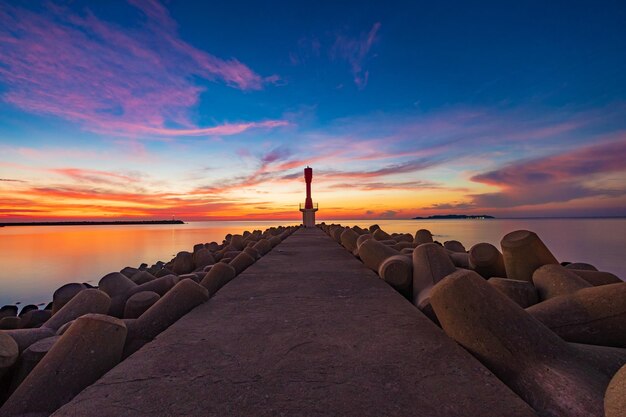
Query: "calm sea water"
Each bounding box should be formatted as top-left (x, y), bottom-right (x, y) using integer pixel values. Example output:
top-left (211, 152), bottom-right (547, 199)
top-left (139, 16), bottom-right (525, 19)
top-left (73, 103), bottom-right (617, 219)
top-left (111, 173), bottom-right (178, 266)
top-left (0, 218), bottom-right (624, 307)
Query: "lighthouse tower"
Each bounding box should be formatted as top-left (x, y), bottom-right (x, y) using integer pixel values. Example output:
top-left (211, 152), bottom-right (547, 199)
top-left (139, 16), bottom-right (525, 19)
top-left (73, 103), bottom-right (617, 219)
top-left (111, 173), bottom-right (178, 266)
top-left (299, 166), bottom-right (318, 227)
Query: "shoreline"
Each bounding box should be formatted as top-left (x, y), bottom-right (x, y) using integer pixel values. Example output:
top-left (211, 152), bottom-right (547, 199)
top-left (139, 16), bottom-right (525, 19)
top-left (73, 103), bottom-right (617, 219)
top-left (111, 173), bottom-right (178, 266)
top-left (0, 220), bottom-right (185, 227)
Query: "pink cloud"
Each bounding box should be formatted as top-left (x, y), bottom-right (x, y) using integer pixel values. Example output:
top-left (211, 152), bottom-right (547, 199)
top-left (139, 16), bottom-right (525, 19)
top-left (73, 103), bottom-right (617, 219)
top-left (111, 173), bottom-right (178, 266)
top-left (106, 120), bottom-right (290, 137)
top-left (332, 22), bottom-right (381, 88)
top-left (469, 137), bottom-right (626, 208)
top-left (50, 168), bottom-right (139, 185)
top-left (472, 137), bottom-right (626, 187)
top-left (0, 2), bottom-right (283, 138)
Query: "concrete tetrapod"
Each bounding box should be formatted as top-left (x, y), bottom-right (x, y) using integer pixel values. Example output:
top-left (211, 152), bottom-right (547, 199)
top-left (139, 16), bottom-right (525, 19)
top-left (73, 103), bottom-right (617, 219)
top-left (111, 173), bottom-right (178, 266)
top-left (444, 240), bottom-right (466, 253)
top-left (330, 226), bottom-right (343, 243)
top-left (268, 236), bottom-right (281, 248)
top-left (0, 332), bottom-right (18, 378)
top-left (449, 252), bottom-right (470, 268)
top-left (123, 279), bottom-right (209, 357)
top-left (372, 228), bottom-right (392, 241)
top-left (98, 272), bottom-right (137, 317)
top-left (0, 317), bottom-right (21, 330)
top-left (98, 272), bottom-right (137, 298)
top-left (193, 248), bottom-right (215, 270)
top-left (532, 264), bottom-right (591, 301)
top-left (243, 246), bottom-right (259, 260)
top-left (51, 283), bottom-right (86, 314)
top-left (229, 234), bottom-right (245, 251)
top-left (569, 343), bottom-right (626, 378)
top-left (120, 266), bottom-right (139, 278)
top-left (0, 314), bottom-right (127, 417)
top-left (605, 364), bottom-right (626, 417)
top-left (469, 242), bottom-right (507, 279)
top-left (1, 328), bottom-right (56, 354)
top-left (569, 269), bottom-right (622, 286)
top-left (526, 282), bottom-right (626, 348)
top-left (0, 305), bottom-right (17, 319)
top-left (414, 229), bottom-right (433, 245)
top-left (252, 239), bottom-right (272, 256)
top-left (412, 243), bottom-right (456, 315)
top-left (357, 238), bottom-right (401, 273)
top-left (9, 336), bottom-right (60, 393)
top-left (430, 269), bottom-right (613, 417)
top-left (130, 270), bottom-right (156, 285)
top-left (127, 274), bottom-right (179, 297)
top-left (340, 227), bottom-right (360, 254)
top-left (488, 278), bottom-right (538, 308)
top-left (230, 251), bottom-right (256, 275)
top-left (565, 262), bottom-right (598, 271)
top-left (172, 251), bottom-right (194, 274)
top-left (200, 262), bottom-right (236, 296)
top-left (392, 241), bottom-right (414, 252)
top-left (20, 309), bottom-right (52, 329)
top-left (123, 291), bottom-right (160, 319)
top-left (378, 255), bottom-right (413, 297)
top-left (44, 289), bottom-right (111, 332)
top-left (500, 230), bottom-right (558, 282)
top-left (355, 234), bottom-right (372, 251)
top-left (393, 233), bottom-right (413, 243)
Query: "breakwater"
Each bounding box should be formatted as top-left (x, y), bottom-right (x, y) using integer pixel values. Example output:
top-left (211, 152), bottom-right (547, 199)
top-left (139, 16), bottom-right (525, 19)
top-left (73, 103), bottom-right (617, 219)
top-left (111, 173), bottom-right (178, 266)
top-left (0, 223), bottom-right (624, 416)
top-left (0, 224), bottom-right (297, 415)
top-left (320, 222), bottom-right (625, 417)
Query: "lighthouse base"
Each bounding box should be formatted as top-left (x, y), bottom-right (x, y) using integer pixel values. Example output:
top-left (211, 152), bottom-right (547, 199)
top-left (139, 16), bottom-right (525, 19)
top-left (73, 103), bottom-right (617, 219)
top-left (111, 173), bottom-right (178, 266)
top-left (299, 208), bottom-right (318, 228)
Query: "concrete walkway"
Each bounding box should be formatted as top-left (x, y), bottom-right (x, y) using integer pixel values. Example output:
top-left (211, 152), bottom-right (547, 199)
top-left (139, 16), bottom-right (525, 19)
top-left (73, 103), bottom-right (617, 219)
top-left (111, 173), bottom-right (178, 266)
top-left (54, 228), bottom-right (536, 417)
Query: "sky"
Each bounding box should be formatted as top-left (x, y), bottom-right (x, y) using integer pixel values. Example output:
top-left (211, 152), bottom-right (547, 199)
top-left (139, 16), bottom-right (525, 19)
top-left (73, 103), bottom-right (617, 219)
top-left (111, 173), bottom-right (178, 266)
top-left (0, 0), bottom-right (625, 220)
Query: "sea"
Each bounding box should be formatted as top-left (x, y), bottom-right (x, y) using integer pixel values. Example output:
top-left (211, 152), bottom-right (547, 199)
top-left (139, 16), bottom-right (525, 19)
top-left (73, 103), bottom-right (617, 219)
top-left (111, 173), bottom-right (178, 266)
top-left (1, 218), bottom-right (624, 307)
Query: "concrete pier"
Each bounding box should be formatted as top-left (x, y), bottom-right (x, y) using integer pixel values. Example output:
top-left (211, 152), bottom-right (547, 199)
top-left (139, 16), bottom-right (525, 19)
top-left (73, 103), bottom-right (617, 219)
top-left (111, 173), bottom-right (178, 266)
top-left (53, 228), bottom-right (536, 417)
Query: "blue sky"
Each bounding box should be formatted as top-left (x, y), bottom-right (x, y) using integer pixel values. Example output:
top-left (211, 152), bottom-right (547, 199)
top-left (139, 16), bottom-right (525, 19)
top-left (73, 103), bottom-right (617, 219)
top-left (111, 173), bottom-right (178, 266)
top-left (0, 0), bottom-right (625, 219)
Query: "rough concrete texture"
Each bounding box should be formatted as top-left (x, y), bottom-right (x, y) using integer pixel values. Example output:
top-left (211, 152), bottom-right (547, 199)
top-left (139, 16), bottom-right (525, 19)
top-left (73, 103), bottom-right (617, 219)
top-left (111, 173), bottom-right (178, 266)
top-left (53, 228), bottom-right (535, 417)
top-left (526, 282), bottom-right (626, 347)
top-left (469, 242), bottom-right (507, 279)
top-left (569, 269), bottom-right (623, 286)
top-left (532, 264), bottom-right (591, 300)
top-left (431, 269), bottom-right (615, 417)
top-left (605, 364), bottom-right (626, 417)
top-left (2, 314), bottom-right (126, 416)
top-left (488, 277), bottom-right (538, 308)
top-left (51, 283), bottom-right (86, 314)
top-left (0, 331), bottom-right (18, 377)
top-left (501, 230), bottom-right (558, 282)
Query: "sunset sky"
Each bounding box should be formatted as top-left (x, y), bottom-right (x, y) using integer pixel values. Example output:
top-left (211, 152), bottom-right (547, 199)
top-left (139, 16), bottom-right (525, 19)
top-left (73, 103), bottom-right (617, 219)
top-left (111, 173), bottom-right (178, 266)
top-left (1, 0), bottom-right (625, 220)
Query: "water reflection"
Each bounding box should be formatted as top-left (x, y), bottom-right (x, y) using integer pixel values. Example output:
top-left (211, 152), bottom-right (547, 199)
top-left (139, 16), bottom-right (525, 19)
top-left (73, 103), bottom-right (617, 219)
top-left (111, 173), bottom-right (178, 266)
top-left (0, 218), bottom-right (623, 306)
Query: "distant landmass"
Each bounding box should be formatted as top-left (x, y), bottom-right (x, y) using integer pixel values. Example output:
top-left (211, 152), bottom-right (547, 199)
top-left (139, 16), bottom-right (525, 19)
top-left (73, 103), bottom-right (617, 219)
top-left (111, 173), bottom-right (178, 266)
top-left (412, 214), bottom-right (495, 220)
top-left (0, 220), bottom-right (185, 227)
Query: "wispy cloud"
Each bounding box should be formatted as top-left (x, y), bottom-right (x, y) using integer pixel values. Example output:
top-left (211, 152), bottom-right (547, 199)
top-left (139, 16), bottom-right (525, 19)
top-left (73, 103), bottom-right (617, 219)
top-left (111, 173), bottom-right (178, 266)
top-left (0, 1), bottom-right (285, 138)
top-left (331, 22), bottom-right (381, 88)
top-left (469, 136), bottom-right (626, 208)
top-left (328, 180), bottom-right (441, 191)
top-left (49, 168), bottom-right (140, 186)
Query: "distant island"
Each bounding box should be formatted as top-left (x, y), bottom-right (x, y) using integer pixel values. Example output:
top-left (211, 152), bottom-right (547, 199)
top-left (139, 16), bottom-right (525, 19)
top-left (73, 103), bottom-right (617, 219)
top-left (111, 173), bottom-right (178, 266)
top-left (0, 220), bottom-right (185, 227)
top-left (412, 214), bottom-right (495, 220)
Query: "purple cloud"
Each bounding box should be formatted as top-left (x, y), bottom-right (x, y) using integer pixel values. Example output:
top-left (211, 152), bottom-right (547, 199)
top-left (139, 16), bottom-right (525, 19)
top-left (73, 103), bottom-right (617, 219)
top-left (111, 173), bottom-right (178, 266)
top-left (0, 1), bottom-right (284, 137)
top-left (332, 23), bottom-right (381, 88)
top-left (261, 147), bottom-right (293, 164)
top-left (470, 137), bottom-right (626, 208)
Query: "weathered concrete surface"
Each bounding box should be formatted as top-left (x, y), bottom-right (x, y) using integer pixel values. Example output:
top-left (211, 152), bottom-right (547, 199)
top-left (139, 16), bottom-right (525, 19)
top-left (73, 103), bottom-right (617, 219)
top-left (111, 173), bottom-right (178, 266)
top-left (54, 228), bottom-right (536, 417)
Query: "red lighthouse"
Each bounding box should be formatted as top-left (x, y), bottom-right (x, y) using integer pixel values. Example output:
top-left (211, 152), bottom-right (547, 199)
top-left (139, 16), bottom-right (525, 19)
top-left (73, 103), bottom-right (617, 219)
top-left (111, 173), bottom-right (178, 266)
top-left (299, 166), bottom-right (318, 227)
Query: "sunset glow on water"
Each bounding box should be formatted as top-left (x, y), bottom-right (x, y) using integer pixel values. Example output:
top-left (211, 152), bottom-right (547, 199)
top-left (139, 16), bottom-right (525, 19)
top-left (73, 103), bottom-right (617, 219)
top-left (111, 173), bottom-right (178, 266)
top-left (1, 218), bottom-right (624, 307)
